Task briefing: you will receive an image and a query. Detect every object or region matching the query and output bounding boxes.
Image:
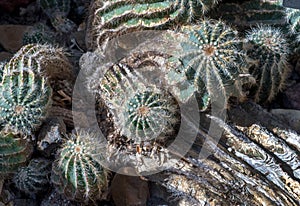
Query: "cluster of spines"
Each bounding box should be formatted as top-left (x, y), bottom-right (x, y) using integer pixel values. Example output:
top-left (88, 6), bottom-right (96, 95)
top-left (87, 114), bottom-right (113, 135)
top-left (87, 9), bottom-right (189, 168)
top-left (51, 130), bottom-right (108, 203)
top-left (0, 132), bottom-right (33, 177)
top-left (13, 158), bottom-right (52, 194)
top-left (22, 23), bottom-right (55, 45)
top-left (39, 0), bottom-right (76, 33)
top-left (170, 19), bottom-right (245, 106)
top-left (245, 25), bottom-right (290, 103)
top-left (88, 0), bottom-right (219, 50)
top-left (285, 8), bottom-right (300, 41)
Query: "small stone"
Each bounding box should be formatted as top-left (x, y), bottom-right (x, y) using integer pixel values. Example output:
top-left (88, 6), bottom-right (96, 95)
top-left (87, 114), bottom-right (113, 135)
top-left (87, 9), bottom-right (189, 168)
top-left (0, 25), bottom-right (32, 52)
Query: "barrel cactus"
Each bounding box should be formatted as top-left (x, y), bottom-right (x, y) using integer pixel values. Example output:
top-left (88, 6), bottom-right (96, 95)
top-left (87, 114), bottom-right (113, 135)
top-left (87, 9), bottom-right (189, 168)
top-left (0, 132), bottom-right (33, 177)
top-left (0, 68), bottom-right (52, 135)
top-left (13, 158), bottom-right (52, 195)
top-left (86, 0), bottom-right (220, 50)
top-left (51, 129), bottom-right (108, 203)
top-left (168, 19), bottom-right (246, 106)
top-left (245, 25), bottom-right (291, 103)
top-left (286, 8), bottom-right (300, 41)
top-left (22, 23), bottom-right (55, 45)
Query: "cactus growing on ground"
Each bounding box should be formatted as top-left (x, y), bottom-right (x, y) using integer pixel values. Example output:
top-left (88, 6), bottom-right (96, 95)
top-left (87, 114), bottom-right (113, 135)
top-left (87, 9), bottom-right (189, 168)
top-left (245, 25), bottom-right (291, 103)
top-left (0, 132), bottom-right (33, 177)
top-left (22, 23), bottom-right (55, 45)
top-left (0, 68), bottom-right (52, 135)
top-left (13, 158), bottom-right (52, 195)
top-left (38, 0), bottom-right (76, 33)
top-left (169, 19), bottom-right (246, 105)
top-left (286, 8), bottom-right (300, 41)
top-left (86, 0), bottom-right (220, 50)
top-left (51, 130), bottom-right (108, 203)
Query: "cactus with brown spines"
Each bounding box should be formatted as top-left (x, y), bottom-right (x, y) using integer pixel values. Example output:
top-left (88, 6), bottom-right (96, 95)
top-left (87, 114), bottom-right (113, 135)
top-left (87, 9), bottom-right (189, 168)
top-left (51, 129), bottom-right (108, 203)
top-left (86, 0), bottom-right (221, 50)
top-left (13, 158), bottom-right (52, 195)
top-left (0, 132), bottom-right (33, 178)
top-left (244, 25), bottom-right (291, 103)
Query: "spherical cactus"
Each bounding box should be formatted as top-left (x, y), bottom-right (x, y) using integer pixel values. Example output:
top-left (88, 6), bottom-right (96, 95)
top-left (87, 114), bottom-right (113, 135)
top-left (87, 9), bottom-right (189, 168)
top-left (39, 0), bottom-right (76, 33)
top-left (86, 0), bottom-right (220, 50)
top-left (22, 23), bottom-right (55, 45)
top-left (0, 68), bottom-right (52, 135)
top-left (0, 132), bottom-right (33, 178)
top-left (174, 19), bottom-right (246, 105)
top-left (286, 8), bottom-right (300, 41)
top-left (13, 158), bottom-right (52, 195)
top-left (245, 25), bottom-right (291, 103)
top-left (51, 130), bottom-right (108, 203)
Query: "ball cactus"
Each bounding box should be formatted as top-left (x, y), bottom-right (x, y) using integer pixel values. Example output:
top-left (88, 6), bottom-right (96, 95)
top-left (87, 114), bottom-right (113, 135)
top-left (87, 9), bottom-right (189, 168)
top-left (86, 0), bottom-right (220, 50)
top-left (51, 129), bottom-right (108, 203)
top-left (0, 132), bottom-right (33, 177)
top-left (245, 25), bottom-right (291, 103)
top-left (286, 8), bottom-right (300, 41)
top-left (39, 0), bottom-right (76, 33)
top-left (13, 158), bottom-right (52, 195)
top-left (170, 19), bottom-right (246, 105)
top-left (22, 23), bottom-right (55, 45)
top-left (0, 68), bottom-right (52, 135)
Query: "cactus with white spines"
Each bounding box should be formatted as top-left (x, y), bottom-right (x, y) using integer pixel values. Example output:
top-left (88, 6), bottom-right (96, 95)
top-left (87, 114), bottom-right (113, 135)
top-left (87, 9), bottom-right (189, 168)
top-left (13, 158), bottom-right (52, 195)
top-left (86, 0), bottom-right (220, 50)
top-left (51, 130), bottom-right (108, 203)
top-left (245, 25), bottom-right (291, 103)
top-left (0, 132), bottom-right (33, 178)
top-left (286, 8), bottom-right (300, 42)
top-left (169, 19), bottom-right (246, 105)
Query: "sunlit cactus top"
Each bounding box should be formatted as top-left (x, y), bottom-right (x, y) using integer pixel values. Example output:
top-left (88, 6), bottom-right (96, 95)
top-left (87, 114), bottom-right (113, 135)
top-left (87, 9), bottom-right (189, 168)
top-left (87, 0), bottom-right (220, 50)
top-left (173, 19), bottom-right (245, 102)
top-left (245, 25), bottom-right (290, 103)
top-left (51, 129), bottom-right (108, 203)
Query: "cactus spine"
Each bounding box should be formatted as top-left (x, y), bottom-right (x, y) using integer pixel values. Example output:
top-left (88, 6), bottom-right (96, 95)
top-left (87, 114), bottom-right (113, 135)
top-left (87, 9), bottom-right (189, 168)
top-left (13, 158), bottom-right (52, 194)
top-left (51, 130), bottom-right (108, 203)
top-left (0, 132), bottom-right (33, 177)
top-left (87, 0), bottom-right (220, 50)
top-left (286, 8), bottom-right (300, 41)
top-left (245, 25), bottom-right (290, 103)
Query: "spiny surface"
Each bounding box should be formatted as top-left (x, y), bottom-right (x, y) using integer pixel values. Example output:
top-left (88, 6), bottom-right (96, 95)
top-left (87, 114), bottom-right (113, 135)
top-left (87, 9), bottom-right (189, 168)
top-left (51, 130), bottom-right (107, 203)
top-left (87, 0), bottom-right (219, 50)
top-left (245, 25), bottom-right (290, 103)
top-left (0, 133), bottom-right (33, 177)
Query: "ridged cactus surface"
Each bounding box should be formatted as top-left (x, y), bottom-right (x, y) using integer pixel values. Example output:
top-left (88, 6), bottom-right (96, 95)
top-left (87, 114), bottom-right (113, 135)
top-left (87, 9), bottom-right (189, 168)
top-left (87, 0), bottom-right (220, 50)
top-left (245, 25), bottom-right (290, 103)
top-left (286, 8), bottom-right (300, 41)
top-left (51, 130), bottom-right (108, 203)
top-left (0, 133), bottom-right (33, 177)
top-left (13, 158), bottom-right (52, 194)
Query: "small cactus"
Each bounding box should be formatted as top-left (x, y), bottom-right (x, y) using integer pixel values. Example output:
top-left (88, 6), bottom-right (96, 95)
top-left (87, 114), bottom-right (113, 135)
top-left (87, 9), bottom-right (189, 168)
top-left (286, 8), bottom-right (300, 41)
top-left (39, 0), bottom-right (76, 33)
top-left (51, 130), bottom-right (108, 203)
top-left (0, 68), bottom-right (52, 135)
top-left (22, 23), bottom-right (55, 45)
top-left (86, 0), bottom-right (220, 50)
top-left (245, 25), bottom-right (291, 103)
top-left (169, 19), bottom-right (246, 106)
top-left (13, 158), bottom-right (52, 195)
top-left (0, 132), bottom-right (33, 177)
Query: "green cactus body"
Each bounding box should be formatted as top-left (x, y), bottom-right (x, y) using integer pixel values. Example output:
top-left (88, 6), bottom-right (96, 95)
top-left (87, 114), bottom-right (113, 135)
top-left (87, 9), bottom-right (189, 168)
top-left (39, 0), bottom-right (76, 33)
top-left (22, 24), bottom-right (55, 45)
top-left (87, 0), bottom-right (219, 50)
top-left (96, 53), bottom-right (180, 142)
top-left (51, 130), bottom-right (107, 203)
top-left (172, 20), bottom-right (245, 105)
top-left (0, 133), bottom-right (33, 177)
top-left (208, 0), bottom-right (286, 30)
top-left (13, 158), bottom-right (52, 194)
top-left (0, 68), bottom-right (52, 135)
top-left (245, 26), bottom-right (290, 103)
top-left (286, 8), bottom-right (300, 41)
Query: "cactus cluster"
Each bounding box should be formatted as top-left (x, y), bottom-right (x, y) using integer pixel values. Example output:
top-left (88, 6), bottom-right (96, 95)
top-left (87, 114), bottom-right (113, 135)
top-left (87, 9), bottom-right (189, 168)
top-left (245, 25), bottom-right (290, 103)
top-left (286, 8), bottom-right (300, 41)
top-left (87, 0), bottom-right (220, 50)
top-left (0, 132), bottom-right (33, 177)
top-left (51, 129), bottom-right (108, 203)
top-left (39, 0), bottom-right (76, 33)
top-left (13, 158), bottom-right (52, 194)
top-left (22, 23), bottom-right (55, 45)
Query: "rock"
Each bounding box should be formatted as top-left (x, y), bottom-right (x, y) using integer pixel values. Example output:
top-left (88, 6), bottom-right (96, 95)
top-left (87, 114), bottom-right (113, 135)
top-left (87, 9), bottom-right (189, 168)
top-left (111, 167), bottom-right (149, 206)
top-left (0, 0), bottom-right (34, 12)
top-left (0, 52), bottom-right (12, 62)
top-left (270, 109), bottom-right (300, 133)
top-left (283, 83), bottom-right (300, 110)
top-left (0, 25), bottom-right (32, 52)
